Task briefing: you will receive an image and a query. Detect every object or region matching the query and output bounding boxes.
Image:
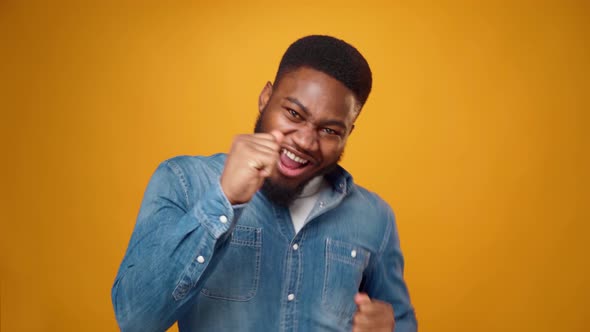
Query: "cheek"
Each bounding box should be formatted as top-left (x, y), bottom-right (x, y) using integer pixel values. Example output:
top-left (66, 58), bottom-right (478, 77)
top-left (275, 116), bottom-right (304, 133)
top-left (265, 109), bottom-right (291, 128)
top-left (320, 142), bottom-right (345, 163)
top-left (260, 111), bottom-right (284, 131)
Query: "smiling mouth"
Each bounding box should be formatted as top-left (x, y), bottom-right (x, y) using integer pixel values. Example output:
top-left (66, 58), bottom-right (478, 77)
top-left (282, 148), bottom-right (309, 166)
top-left (277, 148), bottom-right (312, 177)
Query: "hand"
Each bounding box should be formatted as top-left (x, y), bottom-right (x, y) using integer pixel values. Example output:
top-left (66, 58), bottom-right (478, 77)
top-left (221, 130), bottom-right (284, 204)
top-left (353, 293), bottom-right (395, 332)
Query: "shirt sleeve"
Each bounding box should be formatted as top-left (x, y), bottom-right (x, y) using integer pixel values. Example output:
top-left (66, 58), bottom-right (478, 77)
top-left (111, 159), bottom-right (245, 332)
top-left (363, 205), bottom-right (418, 332)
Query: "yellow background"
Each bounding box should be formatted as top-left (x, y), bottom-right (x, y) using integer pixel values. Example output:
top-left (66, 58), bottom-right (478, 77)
top-left (1, 1), bottom-right (588, 331)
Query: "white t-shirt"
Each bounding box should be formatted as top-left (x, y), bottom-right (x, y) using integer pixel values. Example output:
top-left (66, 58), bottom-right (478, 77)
top-left (289, 176), bottom-right (329, 234)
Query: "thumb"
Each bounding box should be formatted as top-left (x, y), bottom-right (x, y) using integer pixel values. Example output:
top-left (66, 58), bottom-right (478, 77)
top-left (355, 292), bottom-right (371, 308)
top-left (269, 130), bottom-right (284, 144)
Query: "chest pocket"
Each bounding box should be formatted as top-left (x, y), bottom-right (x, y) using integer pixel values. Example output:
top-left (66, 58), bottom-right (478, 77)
top-left (322, 238), bottom-right (371, 320)
top-left (201, 225), bottom-right (262, 301)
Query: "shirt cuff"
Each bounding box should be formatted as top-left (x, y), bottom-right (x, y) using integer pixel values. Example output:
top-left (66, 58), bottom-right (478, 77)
top-left (191, 178), bottom-right (246, 239)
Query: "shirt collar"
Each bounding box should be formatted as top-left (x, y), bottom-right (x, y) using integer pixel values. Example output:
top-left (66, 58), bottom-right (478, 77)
top-left (324, 164), bottom-right (354, 195)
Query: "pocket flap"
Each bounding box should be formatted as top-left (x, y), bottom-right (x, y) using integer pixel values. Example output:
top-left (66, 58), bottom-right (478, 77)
top-left (326, 238), bottom-right (370, 267)
top-left (230, 225), bottom-right (262, 247)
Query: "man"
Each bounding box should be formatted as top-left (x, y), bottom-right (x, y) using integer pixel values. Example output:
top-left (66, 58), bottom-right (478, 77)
top-left (112, 35), bottom-right (417, 332)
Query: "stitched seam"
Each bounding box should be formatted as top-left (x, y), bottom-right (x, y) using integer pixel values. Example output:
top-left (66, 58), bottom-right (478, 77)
top-left (328, 239), bottom-right (371, 267)
top-left (231, 226), bottom-right (262, 246)
top-left (322, 238), bottom-right (330, 305)
top-left (200, 228), bottom-right (262, 301)
top-left (367, 209), bottom-right (394, 273)
top-left (323, 238), bottom-right (369, 320)
top-left (230, 240), bottom-right (261, 247)
top-left (165, 160), bottom-right (190, 207)
top-left (378, 212), bottom-right (393, 255)
top-left (293, 231), bottom-right (306, 332)
top-left (328, 255), bottom-right (366, 267)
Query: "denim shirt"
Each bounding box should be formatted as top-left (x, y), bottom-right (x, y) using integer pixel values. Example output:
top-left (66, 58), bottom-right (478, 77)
top-left (112, 154), bottom-right (417, 332)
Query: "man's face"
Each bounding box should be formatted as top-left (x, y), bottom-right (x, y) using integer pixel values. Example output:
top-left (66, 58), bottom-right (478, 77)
top-left (255, 67), bottom-right (359, 202)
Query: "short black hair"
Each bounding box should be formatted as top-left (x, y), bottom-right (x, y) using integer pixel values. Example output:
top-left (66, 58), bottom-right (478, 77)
top-left (275, 35), bottom-right (373, 109)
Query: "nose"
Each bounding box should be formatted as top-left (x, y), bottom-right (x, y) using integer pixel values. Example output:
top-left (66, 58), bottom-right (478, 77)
top-left (292, 124), bottom-right (319, 153)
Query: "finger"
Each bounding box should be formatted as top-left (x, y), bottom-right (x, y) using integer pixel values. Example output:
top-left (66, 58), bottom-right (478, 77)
top-left (255, 157), bottom-right (279, 177)
top-left (357, 305), bottom-right (393, 324)
top-left (361, 300), bottom-right (393, 316)
top-left (354, 307), bottom-right (387, 324)
top-left (245, 154), bottom-right (278, 174)
top-left (352, 311), bottom-right (371, 327)
top-left (249, 147), bottom-right (282, 174)
top-left (269, 130), bottom-right (284, 144)
top-left (353, 294), bottom-right (375, 330)
top-left (249, 131), bottom-right (283, 144)
top-left (249, 141), bottom-right (282, 156)
top-left (355, 293), bottom-right (372, 310)
top-left (240, 135), bottom-right (281, 152)
top-left (355, 303), bottom-right (395, 332)
top-left (356, 295), bottom-right (392, 316)
top-left (353, 312), bottom-right (394, 332)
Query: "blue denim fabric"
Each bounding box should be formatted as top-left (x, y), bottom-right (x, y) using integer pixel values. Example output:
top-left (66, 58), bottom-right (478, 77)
top-left (112, 154), bottom-right (417, 332)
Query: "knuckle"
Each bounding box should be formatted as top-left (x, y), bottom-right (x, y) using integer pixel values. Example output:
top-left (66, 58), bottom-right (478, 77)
top-left (231, 135), bottom-right (246, 148)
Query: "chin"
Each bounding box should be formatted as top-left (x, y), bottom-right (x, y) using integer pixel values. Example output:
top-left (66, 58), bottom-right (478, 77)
top-left (261, 177), bottom-right (305, 207)
top-left (274, 169), bottom-right (314, 188)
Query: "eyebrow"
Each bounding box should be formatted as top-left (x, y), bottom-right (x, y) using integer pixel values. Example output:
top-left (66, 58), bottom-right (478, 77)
top-left (285, 97), bottom-right (310, 115)
top-left (285, 96), bottom-right (347, 130)
top-left (320, 119), bottom-right (347, 130)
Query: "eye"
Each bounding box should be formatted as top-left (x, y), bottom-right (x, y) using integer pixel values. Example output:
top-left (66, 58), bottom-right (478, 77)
top-left (286, 108), bottom-right (301, 119)
top-left (322, 128), bottom-right (339, 135)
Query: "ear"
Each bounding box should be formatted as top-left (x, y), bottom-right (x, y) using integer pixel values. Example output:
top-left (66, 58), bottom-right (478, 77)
top-left (258, 81), bottom-right (273, 113)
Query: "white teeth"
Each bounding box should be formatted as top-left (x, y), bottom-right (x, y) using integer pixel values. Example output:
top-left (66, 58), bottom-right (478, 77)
top-left (282, 149), bottom-right (309, 164)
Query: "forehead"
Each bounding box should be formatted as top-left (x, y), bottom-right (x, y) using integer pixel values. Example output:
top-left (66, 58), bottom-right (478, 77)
top-left (273, 67), bottom-right (359, 118)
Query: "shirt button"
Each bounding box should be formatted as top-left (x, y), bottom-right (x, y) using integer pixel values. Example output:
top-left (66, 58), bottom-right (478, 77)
top-left (287, 294), bottom-right (295, 301)
top-left (292, 243), bottom-right (299, 250)
top-left (351, 250), bottom-right (357, 258)
top-left (197, 256), bottom-right (205, 264)
top-left (219, 215), bottom-right (228, 224)
top-left (319, 201), bottom-right (325, 208)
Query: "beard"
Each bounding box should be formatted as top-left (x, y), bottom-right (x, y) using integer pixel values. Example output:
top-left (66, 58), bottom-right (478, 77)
top-left (253, 110), bottom-right (342, 207)
top-left (260, 178), bottom-right (305, 207)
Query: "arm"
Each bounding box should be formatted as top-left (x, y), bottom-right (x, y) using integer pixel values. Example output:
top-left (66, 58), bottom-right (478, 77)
top-left (112, 131), bottom-right (283, 332)
top-left (112, 160), bottom-right (242, 332)
top-left (361, 206), bottom-right (418, 332)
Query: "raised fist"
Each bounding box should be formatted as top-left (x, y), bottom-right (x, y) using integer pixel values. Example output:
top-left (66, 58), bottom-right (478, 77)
top-left (220, 130), bottom-right (284, 204)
